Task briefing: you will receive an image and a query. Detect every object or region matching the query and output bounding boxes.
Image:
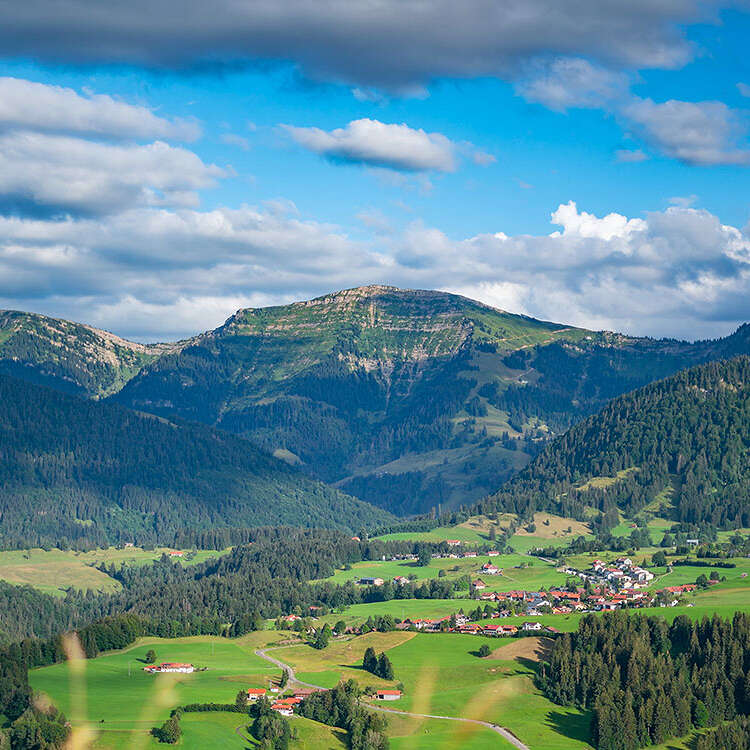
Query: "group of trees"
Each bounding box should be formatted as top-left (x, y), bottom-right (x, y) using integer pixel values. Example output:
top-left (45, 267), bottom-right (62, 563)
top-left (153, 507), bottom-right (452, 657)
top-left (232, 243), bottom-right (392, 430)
top-left (475, 357), bottom-right (750, 531)
top-left (297, 680), bottom-right (389, 750)
top-left (362, 647), bottom-right (394, 680)
top-left (540, 611), bottom-right (750, 750)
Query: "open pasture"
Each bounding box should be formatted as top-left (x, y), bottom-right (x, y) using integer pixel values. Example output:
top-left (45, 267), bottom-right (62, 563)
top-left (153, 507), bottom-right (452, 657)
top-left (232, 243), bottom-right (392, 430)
top-left (377, 632), bottom-right (593, 749)
top-left (0, 546), bottom-right (229, 596)
top-left (29, 633), bottom-right (281, 729)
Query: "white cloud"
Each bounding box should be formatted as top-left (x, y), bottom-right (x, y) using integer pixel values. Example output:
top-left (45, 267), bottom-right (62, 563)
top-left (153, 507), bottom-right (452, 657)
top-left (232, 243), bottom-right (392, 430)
top-left (0, 132), bottom-right (224, 217)
top-left (1, 200), bottom-right (748, 342)
top-left (622, 97), bottom-right (750, 166)
top-left (0, 77), bottom-right (199, 141)
top-left (550, 200), bottom-right (647, 241)
top-left (737, 82), bottom-right (750, 97)
top-left (282, 118), bottom-right (459, 172)
top-left (515, 57), bottom-right (629, 111)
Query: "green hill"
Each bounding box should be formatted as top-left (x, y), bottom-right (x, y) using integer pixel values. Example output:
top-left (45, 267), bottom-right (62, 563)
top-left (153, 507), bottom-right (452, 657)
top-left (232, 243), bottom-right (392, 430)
top-left (0, 375), bottom-right (392, 548)
top-left (476, 356), bottom-right (750, 529)
top-left (0, 310), bottom-right (172, 398)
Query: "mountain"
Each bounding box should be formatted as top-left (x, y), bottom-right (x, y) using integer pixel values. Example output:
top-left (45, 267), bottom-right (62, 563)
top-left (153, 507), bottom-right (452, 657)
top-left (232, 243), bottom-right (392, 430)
top-left (110, 285), bottom-right (596, 511)
top-left (0, 310), bottom-right (172, 398)
top-left (0, 374), bottom-right (392, 548)
top-left (111, 286), bottom-right (749, 514)
top-left (475, 356), bottom-right (750, 529)
top-left (3, 288), bottom-right (748, 516)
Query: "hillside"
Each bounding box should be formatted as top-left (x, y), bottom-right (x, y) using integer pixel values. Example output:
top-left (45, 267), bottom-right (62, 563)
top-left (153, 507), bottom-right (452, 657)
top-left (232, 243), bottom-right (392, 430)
top-left (0, 375), bottom-right (392, 548)
top-left (111, 285), bottom-right (594, 511)
top-left (476, 356), bottom-right (750, 529)
top-left (4, 288), bottom-right (749, 515)
top-left (112, 287), bottom-right (749, 514)
top-left (0, 310), bottom-right (173, 398)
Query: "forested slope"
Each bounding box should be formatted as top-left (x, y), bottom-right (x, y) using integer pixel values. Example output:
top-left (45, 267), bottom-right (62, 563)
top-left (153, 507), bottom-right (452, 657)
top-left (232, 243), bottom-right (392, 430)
top-left (476, 356), bottom-right (750, 528)
top-left (0, 310), bottom-right (171, 397)
top-left (4, 289), bottom-right (748, 514)
top-left (0, 375), bottom-right (391, 548)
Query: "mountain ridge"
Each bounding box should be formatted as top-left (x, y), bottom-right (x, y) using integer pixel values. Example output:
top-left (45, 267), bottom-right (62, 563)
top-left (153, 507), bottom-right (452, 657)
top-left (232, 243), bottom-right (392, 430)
top-left (475, 355), bottom-right (750, 529)
top-left (2, 286), bottom-right (748, 515)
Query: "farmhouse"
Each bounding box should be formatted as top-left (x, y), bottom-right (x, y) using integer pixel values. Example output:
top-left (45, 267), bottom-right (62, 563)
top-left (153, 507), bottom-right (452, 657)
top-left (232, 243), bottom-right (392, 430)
top-left (472, 578), bottom-right (486, 590)
top-left (481, 562), bottom-right (500, 575)
top-left (446, 540), bottom-right (461, 547)
top-left (246, 688), bottom-right (267, 700)
top-left (144, 662), bottom-right (194, 673)
top-left (393, 575), bottom-right (410, 586)
top-left (376, 690), bottom-right (402, 701)
top-left (358, 577), bottom-right (385, 586)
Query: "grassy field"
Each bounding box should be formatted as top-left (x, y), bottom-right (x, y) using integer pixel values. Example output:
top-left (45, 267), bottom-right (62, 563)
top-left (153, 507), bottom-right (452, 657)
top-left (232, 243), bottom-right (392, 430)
top-left (371, 632), bottom-right (593, 750)
top-left (0, 546), bottom-right (229, 596)
top-left (375, 512), bottom-right (593, 552)
top-left (313, 552), bottom-right (567, 593)
top-left (29, 633), bottom-right (282, 733)
top-left (387, 713), bottom-right (516, 749)
top-left (86, 710), bottom-right (346, 749)
top-left (279, 631), bottom-right (413, 691)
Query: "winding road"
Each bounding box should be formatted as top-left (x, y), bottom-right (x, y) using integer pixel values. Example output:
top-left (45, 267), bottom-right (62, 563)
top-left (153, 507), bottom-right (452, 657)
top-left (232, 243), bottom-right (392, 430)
top-left (254, 646), bottom-right (530, 750)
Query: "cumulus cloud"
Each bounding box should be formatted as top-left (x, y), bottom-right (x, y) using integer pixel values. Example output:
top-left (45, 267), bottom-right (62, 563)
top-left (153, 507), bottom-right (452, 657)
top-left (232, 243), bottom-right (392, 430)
top-left (622, 97), bottom-right (750, 166)
top-left (515, 58), bottom-right (628, 111)
top-left (0, 77), bottom-right (199, 141)
top-left (0, 132), bottom-right (224, 217)
top-left (0, 0), bottom-right (716, 88)
top-left (1, 200), bottom-right (748, 341)
top-left (282, 119), bottom-right (459, 172)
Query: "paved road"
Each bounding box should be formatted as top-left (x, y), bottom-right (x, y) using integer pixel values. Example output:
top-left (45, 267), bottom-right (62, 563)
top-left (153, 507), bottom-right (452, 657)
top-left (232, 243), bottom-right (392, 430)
top-left (254, 646), bottom-right (530, 750)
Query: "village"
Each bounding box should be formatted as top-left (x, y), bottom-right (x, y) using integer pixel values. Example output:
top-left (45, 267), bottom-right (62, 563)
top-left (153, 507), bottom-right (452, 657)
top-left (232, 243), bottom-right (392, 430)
top-left (140, 552), bottom-right (709, 722)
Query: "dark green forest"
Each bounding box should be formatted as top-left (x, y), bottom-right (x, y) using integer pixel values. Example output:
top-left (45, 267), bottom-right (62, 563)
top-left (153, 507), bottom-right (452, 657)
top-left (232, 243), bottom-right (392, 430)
top-left (476, 356), bottom-right (750, 529)
top-left (540, 611), bottom-right (750, 750)
top-left (0, 375), bottom-right (391, 548)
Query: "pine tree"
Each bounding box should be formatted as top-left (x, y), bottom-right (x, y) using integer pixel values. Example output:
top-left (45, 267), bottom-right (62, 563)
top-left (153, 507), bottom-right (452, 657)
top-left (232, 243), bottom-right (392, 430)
top-left (363, 647), bottom-right (377, 675)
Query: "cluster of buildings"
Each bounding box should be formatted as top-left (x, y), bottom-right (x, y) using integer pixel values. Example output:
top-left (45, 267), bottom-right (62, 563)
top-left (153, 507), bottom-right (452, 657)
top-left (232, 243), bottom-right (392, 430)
top-left (246, 684), bottom-right (401, 716)
top-left (396, 612), bottom-right (554, 636)
top-left (567, 558), bottom-right (655, 588)
top-left (143, 662), bottom-right (194, 674)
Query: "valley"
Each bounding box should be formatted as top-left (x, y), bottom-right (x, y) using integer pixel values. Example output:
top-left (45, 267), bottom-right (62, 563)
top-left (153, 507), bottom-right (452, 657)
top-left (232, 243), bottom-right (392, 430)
top-left (0, 287), bottom-right (749, 750)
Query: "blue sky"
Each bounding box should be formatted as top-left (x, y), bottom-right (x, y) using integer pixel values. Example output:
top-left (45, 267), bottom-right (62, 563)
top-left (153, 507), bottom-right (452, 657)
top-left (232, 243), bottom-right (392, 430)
top-left (0, 1), bottom-right (749, 341)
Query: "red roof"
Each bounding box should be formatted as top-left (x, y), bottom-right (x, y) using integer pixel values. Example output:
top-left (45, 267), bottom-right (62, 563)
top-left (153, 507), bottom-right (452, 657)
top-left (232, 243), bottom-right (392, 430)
top-left (247, 688), bottom-right (267, 695)
top-left (377, 690), bottom-right (402, 696)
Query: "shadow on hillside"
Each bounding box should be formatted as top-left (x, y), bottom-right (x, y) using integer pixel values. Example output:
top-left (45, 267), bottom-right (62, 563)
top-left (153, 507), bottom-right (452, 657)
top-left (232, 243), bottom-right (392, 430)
top-left (545, 709), bottom-right (594, 746)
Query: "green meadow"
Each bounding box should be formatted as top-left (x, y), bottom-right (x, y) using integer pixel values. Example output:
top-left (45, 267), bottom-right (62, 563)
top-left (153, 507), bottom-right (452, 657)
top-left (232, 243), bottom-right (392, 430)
top-left (29, 634), bottom-right (280, 729)
top-left (315, 551), bottom-right (568, 597)
top-left (0, 546), bottom-right (230, 596)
